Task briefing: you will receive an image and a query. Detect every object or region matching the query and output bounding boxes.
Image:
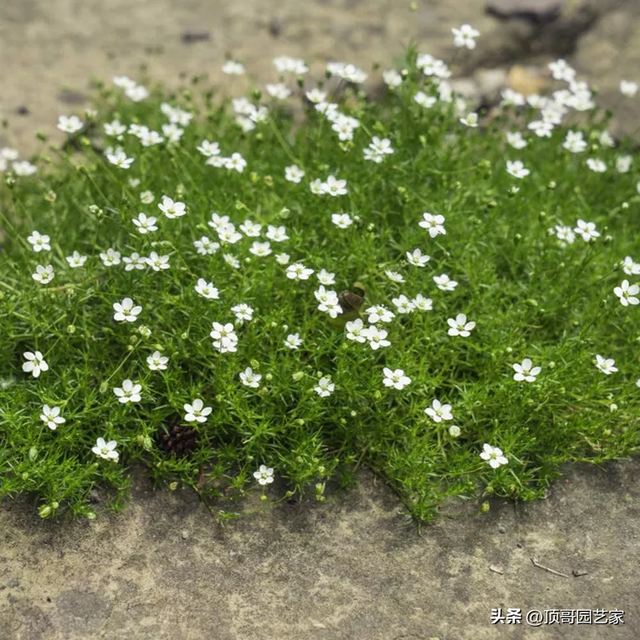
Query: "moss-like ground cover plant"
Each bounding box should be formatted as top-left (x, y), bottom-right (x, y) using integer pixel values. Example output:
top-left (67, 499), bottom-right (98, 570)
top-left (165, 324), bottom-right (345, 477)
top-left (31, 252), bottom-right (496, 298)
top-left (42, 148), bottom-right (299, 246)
top-left (1, 38), bottom-right (639, 522)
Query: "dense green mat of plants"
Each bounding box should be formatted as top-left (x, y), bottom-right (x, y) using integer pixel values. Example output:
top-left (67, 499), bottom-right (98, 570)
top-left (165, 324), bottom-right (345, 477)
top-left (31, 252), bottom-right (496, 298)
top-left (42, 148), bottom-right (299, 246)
top-left (1, 50), bottom-right (639, 522)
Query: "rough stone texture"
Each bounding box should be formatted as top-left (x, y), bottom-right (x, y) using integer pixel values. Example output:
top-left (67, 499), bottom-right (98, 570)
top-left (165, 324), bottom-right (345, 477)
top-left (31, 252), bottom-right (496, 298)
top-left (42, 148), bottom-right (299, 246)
top-left (2, 462), bottom-right (640, 639)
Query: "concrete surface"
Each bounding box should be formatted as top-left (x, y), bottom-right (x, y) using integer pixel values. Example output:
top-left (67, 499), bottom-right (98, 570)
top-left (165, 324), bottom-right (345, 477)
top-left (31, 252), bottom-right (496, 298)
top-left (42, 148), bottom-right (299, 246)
top-left (2, 461), bottom-right (639, 639)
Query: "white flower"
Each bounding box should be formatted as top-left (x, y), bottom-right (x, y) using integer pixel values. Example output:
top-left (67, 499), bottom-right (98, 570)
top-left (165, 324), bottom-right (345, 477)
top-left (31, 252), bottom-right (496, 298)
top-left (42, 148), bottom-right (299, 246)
top-left (599, 130), bottom-right (616, 147)
top-left (406, 248), bottom-right (430, 267)
top-left (285, 165), bottom-right (305, 183)
top-left (620, 256), bottom-right (640, 276)
top-left (231, 303), bottom-right (254, 323)
top-left (27, 230), bottom-right (51, 252)
top-left (305, 88), bottom-right (327, 103)
top-left (385, 270), bottom-right (404, 283)
top-left (528, 120), bottom-right (554, 138)
top-left (266, 83), bottom-right (291, 100)
top-left (113, 298), bottom-right (142, 323)
top-left (449, 425), bottom-right (461, 438)
top-left (480, 444), bottom-right (508, 469)
top-left (314, 376), bottom-right (335, 398)
top-left (512, 358), bottom-right (541, 382)
top-left (223, 254), bottom-right (241, 270)
top-left (125, 85), bottom-right (149, 102)
top-left (507, 131), bottom-right (527, 149)
top-left (92, 437), bottom-right (119, 462)
top-left (452, 24), bottom-right (480, 49)
top-left (253, 464), bottom-right (274, 485)
top-left (383, 368), bottom-right (411, 390)
top-left (217, 223), bottom-right (242, 245)
top-left (158, 195), bottom-right (186, 219)
top-left (383, 69), bottom-right (402, 88)
top-left (132, 212), bottom-right (158, 234)
top-left (553, 225), bottom-right (575, 244)
top-left (123, 252), bottom-right (146, 271)
top-left (22, 351), bottom-right (48, 378)
top-left (194, 236), bottom-right (220, 255)
top-left (574, 219), bottom-right (600, 242)
top-left (506, 160), bottom-right (530, 179)
top-left (275, 253), bottom-right (290, 265)
top-left (363, 325), bottom-right (391, 350)
top-left (286, 263), bottom-right (314, 280)
top-left (616, 155), bottom-right (632, 174)
top-left (326, 62), bottom-right (368, 83)
top-left (239, 367), bottom-right (262, 388)
top-left (40, 405), bottom-right (66, 430)
top-left (225, 152), bottom-right (247, 173)
top-left (32, 265), bottom-right (54, 284)
top-left (138, 325), bottom-right (151, 338)
top-left (346, 318), bottom-right (367, 343)
top-left (12, 161), bottom-right (37, 176)
top-left (548, 59), bottom-right (575, 82)
top-left (195, 278), bottom-right (219, 300)
top-left (197, 140), bottom-right (221, 157)
top-left (57, 115), bottom-right (84, 134)
top-left (315, 286), bottom-right (342, 318)
top-left (104, 119), bottom-right (126, 137)
top-left (273, 55), bottom-right (308, 75)
top-left (414, 91), bottom-right (437, 108)
top-left (563, 130), bottom-right (587, 153)
top-left (391, 295), bottom-right (415, 314)
top-left (447, 313), bottom-right (476, 337)
top-left (113, 379), bottom-right (142, 403)
top-left (145, 252), bottom-right (170, 271)
top-left (284, 333), bottom-right (303, 349)
top-left (620, 80), bottom-right (638, 98)
top-left (460, 112), bottom-right (478, 128)
top-left (184, 398), bottom-right (212, 423)
top-left (323, 175), bottom-right (348, 196)
top-left (250, 242), bottom-right (272, 257)
top-left (316, 269), bottom-right (336, 285)
top-left (412, 294), bottom-right (433, 311)
top-left (365, 305), bottom-right (395, 324)
top-left (425, 399), bottom-right (453, 423)
top-left (147, 351), bottom-right (169, 371)
top-left (433, 273), bottom-right (458, 291)
top-left (222, 60), bottom-right (245, 75)
top-left (100, 248), bottom-right (121, 266)
top-left (210, 322), bottom-right (238, 353)
top-left (595, 355), bottom-right (617, 375)
top-left (419, 212), bottom-right (446, 237)
top-left (613, 280), bottom-right (639, 307)
top-left (586, 158), bottom-right (606, 173)
top-left (331, 213), bottom-right (353, 229)
top-left (266, 225), bottom-right (289, 242)
top-left (310, 178), bottom-right (325, 195)
top-left (107, 149), bottom-right (134, 169)
top-left (66, 251), bottom-right (87, 267)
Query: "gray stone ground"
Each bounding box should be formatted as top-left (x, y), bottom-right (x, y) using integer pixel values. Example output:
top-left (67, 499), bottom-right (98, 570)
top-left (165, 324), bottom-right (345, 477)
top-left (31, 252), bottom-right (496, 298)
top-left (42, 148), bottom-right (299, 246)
top-left (1, 1), bottom-right (640, 638)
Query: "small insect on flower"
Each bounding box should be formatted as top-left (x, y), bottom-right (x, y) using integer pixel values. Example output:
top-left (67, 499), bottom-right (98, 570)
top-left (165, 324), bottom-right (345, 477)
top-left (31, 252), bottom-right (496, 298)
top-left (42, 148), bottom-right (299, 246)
top-left (113, 379), bottom-right (142, 404)
top-left (595, 355), bottom-right (618, 375)
top-left (32, 265), bottom-right (54, 284)
top-left (512, 358), bottom-right (541, 382)
top-left (66, 251), bottom-right (88, 268)
top-left (419, 212), bottom-right (446, 237)
top-left (27, 230), bottom-right (51, 252)
top-left (92, 437), bottom-right (119, 462)
top-left (314, 376), bottom-right (335, 397)
top-left (425, 399), bottom-right (453, 423)
top-left (506, 160), bottom-right (530, 179)
top-left (147, 350), bottom-right (169, 371)
top-left (383, 368), bottom-right (412, 390)
top-left (22, 351), bottom-right (48, 378)
top-left (239, 367), bottom-right (263, 388)
top-left (158, 195), bottom-right (186, 219)
top-left (195, 278), bottom-right (220, 300)
top-left (113, 298), bottom-right (142, 323)
top-left (447, 313), bottom-right (476, 337)
top-left (40, 405), bottom-right (66, 430)
top-left (184, 398), bottom-right (212, 423)
top-left (254, 464), bottom-right (274, 485)
top-left (480, 444), bottom-right (508, 469)
top-left (613, 280), bottom-right (639, 306)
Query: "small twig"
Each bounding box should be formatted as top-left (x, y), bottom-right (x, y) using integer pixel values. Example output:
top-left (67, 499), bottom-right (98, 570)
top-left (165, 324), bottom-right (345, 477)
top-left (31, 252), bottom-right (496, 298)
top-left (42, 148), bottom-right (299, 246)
top-left (489, 565), bottom-right (504, 575)
top-left (531, 557), bottom-right (570, 578)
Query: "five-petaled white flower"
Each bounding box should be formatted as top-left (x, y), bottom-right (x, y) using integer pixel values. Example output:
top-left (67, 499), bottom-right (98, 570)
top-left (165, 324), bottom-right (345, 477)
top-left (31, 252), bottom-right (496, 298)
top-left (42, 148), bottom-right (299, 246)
top-left (574, 219), bottom-right (600, 243)
top-left (365, 305), bottom-right (395, 324)
top-left (57, 115), bottom-right (84, 134)
top-left (32, 265), bottom-right (54, 284)
top-left (113, 297), bottom-right (142, 323)
top-left (145, 252), bottom-right (170, 271)
top-left (480, 443), bottom-right (508, 469)
top-left (195, 278), bottom-right (219, 300)
top-left (363, 325), bottom-right (391, 350)
top-left (323, 175), bottom-right (348, 196)
top-left (383, 368), bottom-right (411, 390)
top-left (210, 322), bottom-right (238, 353)
top-left (254, 464), bottom-right (274, 485)
top-left (147, 350), bottom-right (169, 371)
top-left (113, 379), bottom-right (142, 403)
top-left (586, 158), bottom-right (606, 173)
top-left (447, 313), bottom-right (476, 337)
top-left (132, 213), bottom-right (158, 234)
top-left (239, 367), bottom-right (262, 388)
top-left (406, 248), bottom-right (430, 267)
top-left (346, 318), bottom-right (367, 343)
top-left (184, 398), bottom-right (212, 423)
top-left (460, 112), bottom-right (478, 128)
top-left (512, 358), bottom-right (541, 382)
top-left (92, 437), bottom-right (119, 462)
top-left (434, 273), bottom-right (458, 292)
top-left (419, 212), bottom-right (446, 237)
top-left (425, 399), bottom-right (453, 423)
top-left (613, 280), bottom-right (639, 307)
top-left (285, 165), bottom-right (305, 183)
top-left (284, 333), bottom-right (303, 349)
top-left (506, 160), bottom-right (530, 178)
top-left (107, 149), bottom-right (134, 169)
top-left (66, 251), bottom-right (87, 267)
top-left (286, 263), bottom-right (314, 280)
top-left (40, 405), bottom-right (66, 430)
top-left (27, 230), bottom-right (51, 252)
top-left (595, 355), bottom-right (617, 375)
top-left (158, 195), bottom-right (186, 219)
top-left (452, 24), bottom-right (480, 49)
top-left (22, 351), bottom-right (48, 378)
top-left (314, 376), bottom-right (335, 397)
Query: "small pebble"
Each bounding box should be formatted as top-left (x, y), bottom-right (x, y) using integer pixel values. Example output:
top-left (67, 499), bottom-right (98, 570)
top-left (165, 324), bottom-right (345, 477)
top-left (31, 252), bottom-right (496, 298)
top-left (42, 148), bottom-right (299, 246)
top-left (498, 524), bottom-right (506, 534)
top-left (181, 530), bottom-right (189, 540)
